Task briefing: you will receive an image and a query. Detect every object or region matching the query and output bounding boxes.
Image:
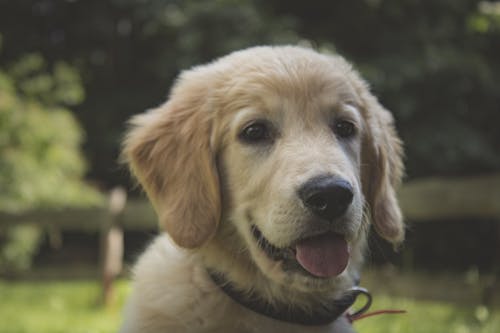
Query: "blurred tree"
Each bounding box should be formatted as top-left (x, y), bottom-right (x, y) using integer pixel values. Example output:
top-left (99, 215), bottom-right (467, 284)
top-left (0, 54), bottom-right (100, 210)
top-left (0, 39), bottom-right (102, 272)
top-left (0, 0), bottom-right (498, 185)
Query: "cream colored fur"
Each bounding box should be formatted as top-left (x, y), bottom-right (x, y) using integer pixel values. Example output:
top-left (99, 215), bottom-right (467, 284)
top-left (120, 46), bottom-right (404, 333)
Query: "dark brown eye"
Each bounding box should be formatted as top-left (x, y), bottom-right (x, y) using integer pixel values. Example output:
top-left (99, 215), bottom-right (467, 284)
top-left (333, 120), bottom-right (356, 139)
top-left (239, 121), bottom-right (272, 144)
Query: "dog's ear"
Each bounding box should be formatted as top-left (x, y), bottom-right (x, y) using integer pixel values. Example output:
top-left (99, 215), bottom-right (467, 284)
top-left (361, 92), bottom-right (405, 245)
top-left (123, 80), bottom-right (220, 249)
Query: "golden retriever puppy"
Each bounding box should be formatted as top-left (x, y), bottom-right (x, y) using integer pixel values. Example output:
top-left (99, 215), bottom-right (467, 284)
top-left (120, 46), bottom-right (404, 333)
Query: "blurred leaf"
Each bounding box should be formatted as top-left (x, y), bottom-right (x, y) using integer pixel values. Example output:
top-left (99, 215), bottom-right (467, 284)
top-left (53, 63), bottom-right (85, 105)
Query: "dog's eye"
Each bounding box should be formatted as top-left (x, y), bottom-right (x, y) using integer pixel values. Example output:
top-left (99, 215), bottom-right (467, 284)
top-left (239, 121), bottom-right (272, 144)
top-left (333, 120), bottom-right (356, 139)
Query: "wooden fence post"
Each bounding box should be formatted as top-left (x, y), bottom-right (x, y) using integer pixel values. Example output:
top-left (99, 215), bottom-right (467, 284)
top-left (101, 187), bottom-right (126, 306)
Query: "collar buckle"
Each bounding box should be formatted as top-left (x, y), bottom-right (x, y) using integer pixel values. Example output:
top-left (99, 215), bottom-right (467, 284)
top-left (344, 287), bottom-right (372, 321)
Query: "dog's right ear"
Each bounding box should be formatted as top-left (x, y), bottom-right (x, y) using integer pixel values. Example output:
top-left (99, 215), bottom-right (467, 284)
top-left (122, 79), bottom-right (220, 249)
top-left (360, 92), bottom-right (405, 245)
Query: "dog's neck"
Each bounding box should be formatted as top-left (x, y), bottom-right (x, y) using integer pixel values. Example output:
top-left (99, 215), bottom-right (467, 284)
top-left (206, 267), bottom-right (371, 326)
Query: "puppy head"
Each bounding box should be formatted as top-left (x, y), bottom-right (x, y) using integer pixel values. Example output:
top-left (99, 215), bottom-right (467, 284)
top-left (212, 47), bottom-right (404, 292)
top-left (123, 46), bottom-right (404, 293)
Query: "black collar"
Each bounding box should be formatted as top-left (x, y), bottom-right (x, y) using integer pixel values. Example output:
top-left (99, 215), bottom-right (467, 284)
top-left (207, 269), bottom-right (372, 326)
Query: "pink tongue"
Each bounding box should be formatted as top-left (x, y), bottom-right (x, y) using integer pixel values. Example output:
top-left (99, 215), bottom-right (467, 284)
top-left (295, 233), bottom-right (349, 278)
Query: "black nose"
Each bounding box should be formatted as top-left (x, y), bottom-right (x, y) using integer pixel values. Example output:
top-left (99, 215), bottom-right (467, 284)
top-left (298, 175), bottom-right (354, 221)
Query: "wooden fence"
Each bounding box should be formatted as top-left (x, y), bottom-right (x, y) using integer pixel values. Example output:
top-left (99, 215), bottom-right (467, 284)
top-left (399, 174), bottom-right (500, 221)
top-left (2, 174), bottom-right (499, 229)
top-left (1, 173), bottom-right (500, 304)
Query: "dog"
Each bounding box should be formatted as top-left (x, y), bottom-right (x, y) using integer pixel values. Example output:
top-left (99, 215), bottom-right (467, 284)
top-left (120, 45), bottom-right (404, 333)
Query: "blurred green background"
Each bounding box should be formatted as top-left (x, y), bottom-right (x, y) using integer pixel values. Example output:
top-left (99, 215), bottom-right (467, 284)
top-left (0, 0), bottom-right (499, 332)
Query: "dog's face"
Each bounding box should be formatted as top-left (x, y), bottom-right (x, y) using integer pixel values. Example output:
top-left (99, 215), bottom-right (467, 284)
top-left (217, 69), bottom-right (367, 291)
top-left (124, 46), bottom-right (404, 295)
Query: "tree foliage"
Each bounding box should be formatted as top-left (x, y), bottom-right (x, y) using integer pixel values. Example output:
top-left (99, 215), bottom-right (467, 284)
top-left (0, 0), bottom-right (498, 185)
top-left (0, 51), bottom-right (101, 211)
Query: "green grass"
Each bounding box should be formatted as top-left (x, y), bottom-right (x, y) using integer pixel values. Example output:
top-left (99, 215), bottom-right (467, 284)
top-left (0, 279), bottom-right (498, 333)
top-left (354, 295), bottom-right (500, 333)
top-left (0, 279), bottom-right (130, 333)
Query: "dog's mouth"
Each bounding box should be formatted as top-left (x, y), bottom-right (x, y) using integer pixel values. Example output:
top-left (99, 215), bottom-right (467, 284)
top-left (251, 225), bottom-right (350, 278)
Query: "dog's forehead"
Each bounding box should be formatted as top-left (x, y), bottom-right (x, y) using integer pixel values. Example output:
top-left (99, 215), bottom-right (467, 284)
top-left (223, 77), bottom-right (360, 127)
top-left (221, 67), bottom-right (359, 115)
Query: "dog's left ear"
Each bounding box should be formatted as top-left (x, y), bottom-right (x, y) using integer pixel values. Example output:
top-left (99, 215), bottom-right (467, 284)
top-left (122, 76), bottom-right (220, 249)
top-left (360, 91), bottom-right (405, 245)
